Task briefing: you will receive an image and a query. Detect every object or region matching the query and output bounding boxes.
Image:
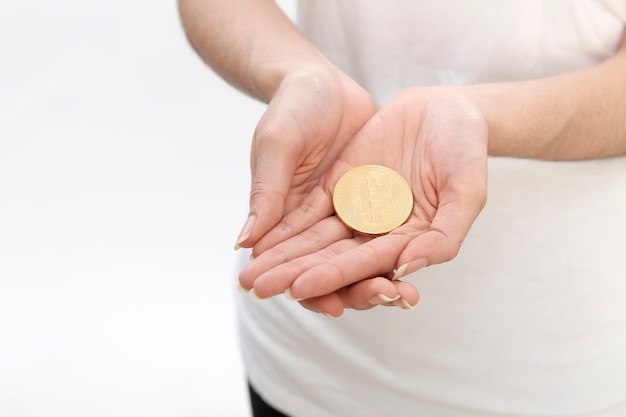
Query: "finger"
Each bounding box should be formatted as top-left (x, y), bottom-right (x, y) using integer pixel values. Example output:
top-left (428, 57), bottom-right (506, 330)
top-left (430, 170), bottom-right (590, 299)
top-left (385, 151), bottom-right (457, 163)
top-left (289, 233), bottom-right (413, 300)
top-left (394, 193), bottom-right (486, 278)
top-left (299, 278), bottom-right (420, 315)
top-left (341, 278), bottom-right (420, 310)
top-left (253, 158), bottom-right (356, 255)
top-left (234, 111), bottom-right (301, 250)
top-left (252, 185), bottom-right (335, 255)
top-left (299, 293), bottom-right (345, 319)
top-left (298, 278), bottom-right (396, 312)
top-left (239, 216), bottom-right (352, 290)
top-left (388, 280), bottom-right (420, 309)
top-left (248, 238), bottom-right (364, 299)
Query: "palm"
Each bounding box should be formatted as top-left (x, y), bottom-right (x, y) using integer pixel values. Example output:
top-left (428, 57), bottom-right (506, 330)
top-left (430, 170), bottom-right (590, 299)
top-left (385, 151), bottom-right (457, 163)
top-left (326, 88), bottom-right (488, 253)
top-left (243, 88), bottom-right (488, 315)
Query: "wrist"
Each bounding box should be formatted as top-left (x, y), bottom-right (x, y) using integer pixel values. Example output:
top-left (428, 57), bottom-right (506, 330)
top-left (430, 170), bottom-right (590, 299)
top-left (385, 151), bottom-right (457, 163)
top-left (463, 81), bottom-right (572, 159)
top-left (249, 54), bottom-right (339, 103)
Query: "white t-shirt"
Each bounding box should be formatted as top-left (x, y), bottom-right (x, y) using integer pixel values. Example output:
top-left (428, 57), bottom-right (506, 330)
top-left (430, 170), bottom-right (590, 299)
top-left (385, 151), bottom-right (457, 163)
top-left (237, 1), bottom-right (626, 416)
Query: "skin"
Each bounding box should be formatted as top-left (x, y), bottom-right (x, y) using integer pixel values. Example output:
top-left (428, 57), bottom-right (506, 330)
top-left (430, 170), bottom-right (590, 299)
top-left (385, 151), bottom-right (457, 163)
top-left (179, 0), bottom-right (626, 317)
top-left (240, 91), bottom-right (488, 316)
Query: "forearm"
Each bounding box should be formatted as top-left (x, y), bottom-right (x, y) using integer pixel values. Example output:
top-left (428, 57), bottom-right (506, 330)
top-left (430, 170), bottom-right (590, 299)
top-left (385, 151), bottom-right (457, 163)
top-left (474, 33), bottom-right (626, 160)
top-left (178, 0), bottom-right (332, 102)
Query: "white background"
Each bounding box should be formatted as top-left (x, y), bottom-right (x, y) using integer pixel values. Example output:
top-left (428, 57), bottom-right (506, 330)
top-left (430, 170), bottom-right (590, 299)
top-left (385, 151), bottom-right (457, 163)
top-left (0, 1), bottom-right (295, 415)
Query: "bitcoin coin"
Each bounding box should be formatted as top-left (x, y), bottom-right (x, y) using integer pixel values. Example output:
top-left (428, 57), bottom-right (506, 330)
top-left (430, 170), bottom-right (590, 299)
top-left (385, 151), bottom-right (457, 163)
top-left (332, 165), bottom-right (413, 235)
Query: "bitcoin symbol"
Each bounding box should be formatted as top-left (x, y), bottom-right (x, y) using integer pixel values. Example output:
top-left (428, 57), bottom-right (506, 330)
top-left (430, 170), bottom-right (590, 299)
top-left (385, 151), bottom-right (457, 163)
top-left (359, 173), bottom-right (393, 222)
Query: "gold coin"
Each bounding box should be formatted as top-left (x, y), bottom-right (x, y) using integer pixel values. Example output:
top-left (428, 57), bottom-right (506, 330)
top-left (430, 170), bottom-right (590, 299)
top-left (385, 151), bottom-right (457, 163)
top-left (332, 165), bottom-right (413, 235)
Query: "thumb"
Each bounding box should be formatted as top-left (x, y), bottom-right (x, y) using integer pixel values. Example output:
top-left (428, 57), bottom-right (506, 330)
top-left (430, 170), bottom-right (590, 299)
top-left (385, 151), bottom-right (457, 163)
top-left (394, 190), bottom-right (486, 278)
top-left (234, 126), bottom-right (299, 250)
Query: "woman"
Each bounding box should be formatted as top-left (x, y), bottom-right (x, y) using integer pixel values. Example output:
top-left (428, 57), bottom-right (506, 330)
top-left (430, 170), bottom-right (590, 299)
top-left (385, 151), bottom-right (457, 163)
top-left (179, 1), bottom-right (626, 416)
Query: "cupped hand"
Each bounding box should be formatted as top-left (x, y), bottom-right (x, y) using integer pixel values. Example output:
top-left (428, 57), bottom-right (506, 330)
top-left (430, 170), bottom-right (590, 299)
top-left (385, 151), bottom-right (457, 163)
top-left (240, 87), bottom-right (489, 316)
top-left (233, 66), bottom-right (376, 250)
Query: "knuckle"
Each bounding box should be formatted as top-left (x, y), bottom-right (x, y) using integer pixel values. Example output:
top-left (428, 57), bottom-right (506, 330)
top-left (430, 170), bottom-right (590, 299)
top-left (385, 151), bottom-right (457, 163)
top-left (430, 228), bottom-right (462, 263)
top-left (301, 228), bottom-right (323, 251)
top-left (283, 260), bottom-right (305, 279)
top-left (249, 182), bottom-right (267, 201)
top-left (359, 244), bottom-right (379, 262)
top-left (442, 239), bottom-right (462, 262)
top-left (327, 262), bottom-right (350, 287)
top-left (253, 119), bottom-right (280, 145)
top-left (295, 200), bottom-right (317, 217)
top-left (275, 220), bottom-right (294, 236)
top-left (265, 246), bottom-right (289, 264)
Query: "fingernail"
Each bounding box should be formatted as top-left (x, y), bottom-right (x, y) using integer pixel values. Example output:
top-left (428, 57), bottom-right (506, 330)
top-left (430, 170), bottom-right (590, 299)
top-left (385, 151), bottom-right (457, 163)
top-left (249, 251), bottom-right (255, 261)
top-left (322, 311), bottom-right (343, 319)
top-left (392, 258), bottom-right (428, 280)
top-left (284, 288), bottom-right (304, 301)
top-left (391, 264), bottom-right (408, 280)
top-left (368, 293), bottom-right (400, 306)
top-left (248, 288), bottom-right (264, 301)
top-left (234, 214), bottom-right (256, 250)
top-left (237, 282), bottom-right (248, 294)
top-left (394, 298), bottom-right (416, 310)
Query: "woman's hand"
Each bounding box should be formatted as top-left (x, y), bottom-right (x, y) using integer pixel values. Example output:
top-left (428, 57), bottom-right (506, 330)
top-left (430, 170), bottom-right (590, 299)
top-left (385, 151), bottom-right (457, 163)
top-left (179, 0), bottom-right (377, 251)
top-left (240, 87), bottom-right (489, 317)
top-left (234, 67), bottom-right (377, 249)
